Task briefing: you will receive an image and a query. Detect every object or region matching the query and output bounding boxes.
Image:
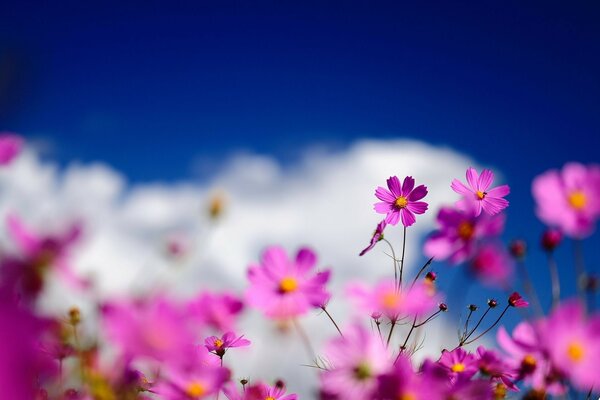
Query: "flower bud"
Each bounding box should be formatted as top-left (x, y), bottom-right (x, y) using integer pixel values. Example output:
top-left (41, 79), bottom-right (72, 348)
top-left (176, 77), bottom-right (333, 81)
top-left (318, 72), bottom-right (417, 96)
top-left (425, 271), bottom-right (437, 282)
top-left (438, 303), bottom-right (448, 312)
top-left (468, 304), bottom-right (478, 312)
top-left (541, 229), bottom-right (562, 252)
top-left (487, 299), bottom-right (498, 308)
top-left (508, 240), bottom-right (526, 259)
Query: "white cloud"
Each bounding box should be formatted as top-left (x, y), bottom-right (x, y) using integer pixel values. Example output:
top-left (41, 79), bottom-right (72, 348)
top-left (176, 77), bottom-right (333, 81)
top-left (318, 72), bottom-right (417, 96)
top-left (0, 139), bottom-right (480, 397)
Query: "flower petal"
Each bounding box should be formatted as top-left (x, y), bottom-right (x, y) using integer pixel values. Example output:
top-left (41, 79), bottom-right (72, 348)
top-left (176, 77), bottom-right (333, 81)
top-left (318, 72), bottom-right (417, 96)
top-left (374, 201), bottom-right (392, 214)
top-left (478, 169), bottom-right (494, 191)
top-left (375, 187), bottom-right (396, 203)
top-left (407, 201), bottom-right (428, 215)
top-left (451, 179), bottom-right (472, 195)
top-left (401, 176), bottom-right (415, 196)
top-left (487, 184), bottom-right (510, 198)
top-left (386, 176), bottom-right (402, 197)
top-left (408, 185), bottom-right (428, 201)
top-left (466, 167), bottom-right (479, 191)
top-left (400, 209), bottom-right (416, 227)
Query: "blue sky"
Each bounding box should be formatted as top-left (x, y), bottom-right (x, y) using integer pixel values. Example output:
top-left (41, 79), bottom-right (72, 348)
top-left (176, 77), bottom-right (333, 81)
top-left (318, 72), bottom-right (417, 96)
top-left (1, 1), bottom-right (599, 312)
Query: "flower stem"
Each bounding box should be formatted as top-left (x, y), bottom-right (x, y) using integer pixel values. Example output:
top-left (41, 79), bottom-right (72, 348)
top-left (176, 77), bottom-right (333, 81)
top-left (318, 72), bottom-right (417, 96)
top-left (381, 238), bottom-right (399, 288)
top-left (293, 319), bottom-right (316, 361)
top-left (547, 253), bottom-right (561, 310)
top-left (463, 305), bottom-right (510, 346)
top-left (398, 226), bottom-right (407, 290)
top-left (460, 306), bottom-right (491, 345)
top-left (386, 318), bottom-right (397, 346)
top-left (321, 306), bottom-right (343, 337)
top-left (411, 257), bottom-right (434, 288)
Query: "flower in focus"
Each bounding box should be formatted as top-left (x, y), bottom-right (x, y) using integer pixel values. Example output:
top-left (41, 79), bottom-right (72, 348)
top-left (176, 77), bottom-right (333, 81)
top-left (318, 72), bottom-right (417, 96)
top-left (347, 279), bottom-right (439, 320)
top-left (507, 292), bottom-right (528, 308)
top-left (359, 220), bottom-right (387, 256)
top-left (541, 300), bottom-right (600, 391)
top-left (451, 167), bottom-right (510, 216)
top-left (469, 244), bottom-right (514, 288)
top-left (424, 206), bottom-right (505, 264)
top-left (374, 176), bottom-right (428, 227)
top-left (204, 331), bottom-right (250, 357)
top-left (0, 132), bottom-right (23, 166)
top-left (438, 348), bottom-right (478, 379)
top-left (246, 246), bottom-right (331, 319)
top-left (532, 162), bottom-right (600, 238)
top-left (187, 291), bottom-right (244, 332)
top-left (320, 324), bottom-right (390, 400)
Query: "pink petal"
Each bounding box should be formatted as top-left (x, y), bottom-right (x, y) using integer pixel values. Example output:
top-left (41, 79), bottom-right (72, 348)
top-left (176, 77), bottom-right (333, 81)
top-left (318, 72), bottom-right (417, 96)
top-left (375, 187), bottom-right (395, 203)
top-left (385, 210), bottom-right (401, 226)
top-left (562, 162), bottom-right (588, 190)
top-left (406, 201), bottom-right (428, 215)
top-left (261, 246), bottom-right (289, 272)
top-left (401, 176), bottom-right (415, 196)
top-left (478, 169), bottom-right (494, 191)
top-left (296, 248), bottom-right (317, 272)
top-left (6, 213), bottom-right (41, 255)
top-left (487, 184), bottom-right (510, 198)
top-left (386, 176), bottom-right (402, 197)
top-left (400, 209), bottom-right (416, 227)
top-left (408, 185), bottom-right (427, 201)
top-left (423, 234), bottom-right (455, 260)
top-left (451, 179), bottom-right (472, 195)
top-left (481, 197), bottom-right (509, 215)
top-left (374, 201), bottom-right (392, 214)
top-left (466, 167), bottom-right (479, 191)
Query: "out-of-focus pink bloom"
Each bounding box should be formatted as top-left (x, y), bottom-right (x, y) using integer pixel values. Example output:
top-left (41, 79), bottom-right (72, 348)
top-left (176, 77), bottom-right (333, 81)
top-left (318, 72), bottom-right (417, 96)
top-left (451, 167), bottom-right (510, 216)
top-left (0, 132), bottom-right (23, 165)
top-left (347, 279), bottom-right (439, 320)
top-left (424, 206), bottom-right (505, 264)
top-left (475, 346), bottom-right (518, 391)
top-left (187, 292), bottom-right (244, 332)
top-left (359, 220), bottom-right (387, 256)
top-left (469, 244), bottom-right (513, 288)
top-left (532, 162), bottom-right (600, 238)
top-left (246, 246), bottom-right (331, 319)
top-left (541, 300), bottom-right (600, 391)
top-left (374, 176), bottom-right (428, 227)
top-left (101, 296), bottom-right (196, 364)
top-left (376, 355), bottom-right (439, 400)
top-left (164, 233), bottom-right (192, 259)
top-left (321, 324), bottom-right (390, 400)
top-left (244, 382), bottom-right (298, 400)
top-left (155, 363), bottom-right (230, 400)
top-left (540, 228), bottom-right (562, 252)
top-left (438, 348), bottom-right (478, 379)
top-left (204, 331), bottom-right (250, 356)
top-left (507, 292), bottom-right (528, 308)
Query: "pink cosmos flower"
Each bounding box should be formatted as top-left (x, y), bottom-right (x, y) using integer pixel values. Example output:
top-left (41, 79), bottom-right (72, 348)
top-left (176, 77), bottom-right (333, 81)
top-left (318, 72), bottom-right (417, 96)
top-left (347, 279), bottom-right (440, 320)
top-left (246, 246), bottom-right (331, 319)
top-left (532, 162), bottom-right (600, 238)
top-left (187, 291), bottom-right (244, 332)
top-left (376, 355), bottom-right (439, 400)
top-left (469, 244), bottom-right (513, 288)
top-left (451, 167), bottom-right (510, 216)
top-left (204, 331), bottom-right (250, 356)
top-left (438, 348), bottom-right (479, 379)
top-left (0, 132), bottom-right (23, 165)
top-left (223, 381), bottom-right (298, 400)
top-left (155, 363), bottom-right (230, 400)
top-left (507, 292), bottom-right (528, 308)
top-left (475, 346), bottom-right (518, 391)
top-left (359, 220), bottom-right (387, 256)
top-left (374, 176), bottom-right (428, 227)
top-left (541, 300), bottom-right (600, 391)
top-left (321, 324), bottom-right (390, 400)
top-left (424, 206), bottom-right (505, 264)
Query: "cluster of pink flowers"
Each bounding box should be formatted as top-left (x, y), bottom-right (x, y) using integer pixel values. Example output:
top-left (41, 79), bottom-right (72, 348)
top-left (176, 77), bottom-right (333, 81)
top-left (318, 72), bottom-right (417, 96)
top-left (2, 133), bottom-right (600, 399)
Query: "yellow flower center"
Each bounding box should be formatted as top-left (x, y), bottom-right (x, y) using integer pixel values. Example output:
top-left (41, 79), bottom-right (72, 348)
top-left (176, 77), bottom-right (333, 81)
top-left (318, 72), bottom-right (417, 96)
top-left (568, 191), bottom-right (587, 210)
top-left (476, 191), bottom-right (486, 200)
top-left (398, 393), bottom-right (417, 400)
top-left (567, 342), bottom-right (584, 362)
top-left (353, 362), bottom-right (372, 380)
top-left (451, 362), bottom-right (466, 373)
top-left (214, 339), bottom-right (224, 348)
top-left (279, 277), bottom-right (298, 293)
top-left (382, 292), bottom-right (401, 308)
top-left (395, 196), bottom-right (408, 208)
top-left (185, 381), bottom-right (207, 398)
top-left (457, 221), bottom-right (475, 240)
top-left (266, 397), bottom-right (276, 400)
top-left (522, 354), bottom-right (536, 368)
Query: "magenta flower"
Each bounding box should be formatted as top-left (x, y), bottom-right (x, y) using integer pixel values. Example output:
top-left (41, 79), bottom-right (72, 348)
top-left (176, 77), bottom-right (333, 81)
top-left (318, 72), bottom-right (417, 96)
top-left (532, 162), bottom-right (600, 238)
top-left (321, 324), bottom-right (390, 400)
top-left (451, 167), bottom-right (510, 216)
top-left (244, 382), bottom-right (298, 400)
top-left (475, 346), bottom-right (518, 391)
top-left (424, 206), bottom-right (505, 264)
top-left (187, 291), bottom-right (244, 332)
top-left (376, 355), bottom-right (439, 400)
top-left (347, 279), bottom-right (440, 320)
top-left (438, 348), bottom-right (479, 379)
top-left (507, 292), bottom-right (528, 308)
top-left (359, 219), bottom-right (387, 256)
top-left (469, 244), bottom-right (513, 288)
top-left (0, 132), bottom-right (23, 166)
top-left (204, 331), bottom-right (250, 356)
top-left (374, 176), bottom-right (428, 227)
top-left (155, 363), bottom-right (230, 400)
top-left (246, 246), bottom-right (331, 319)
top-left (541, 300), bottom-right (600, 391)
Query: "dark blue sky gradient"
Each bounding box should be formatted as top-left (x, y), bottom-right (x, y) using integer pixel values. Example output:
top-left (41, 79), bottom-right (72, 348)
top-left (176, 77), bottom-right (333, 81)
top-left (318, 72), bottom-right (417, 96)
top-left (1, 1), bottom-right (599, 313)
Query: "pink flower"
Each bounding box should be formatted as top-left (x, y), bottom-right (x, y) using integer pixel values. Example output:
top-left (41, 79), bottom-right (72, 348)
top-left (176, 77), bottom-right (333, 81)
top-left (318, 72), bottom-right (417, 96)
top-left (541, 300), bottom-right (600, 391)
top-left (451, 167), bottom-right (510, 216)
top-left (374, 176), bottom-right (428, 227)
top-left (507, 292), bottom-right (528, 308)
top-left (359, 220), bottom-right (387, 256)
top-left (532, 162), bottom-right (600, 238)
top-left (347, 279), bottom-right (439, 320)
top-left (424, 206), bottom-right (505, 264)
top-left (469, 244), bottom-right (513, 288)
top-left (438, 348), bottom-right (479, 379)
top-left (155, 363), bottom-right (230, 400)
top-left (321, 324), bottom-right (390, 400)
top-left (376, 355), bottom-right (439, 400)
top-left (187, 292), bottom-right (244, 332)
top-left (244, 382), bottom-right (298, 400)
top-left (204, 331), bottom-right (250, 356)
top-left (246, 246), bottom-right (331, 319)
top-left (0, 132), bottom-right (23, 165)
top-left (475, 346), bottom-right (518, 391)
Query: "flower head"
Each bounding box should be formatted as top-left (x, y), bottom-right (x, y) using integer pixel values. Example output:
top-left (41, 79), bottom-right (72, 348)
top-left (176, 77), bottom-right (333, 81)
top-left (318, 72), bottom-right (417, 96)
top-left (469, 244), bottom-right (514, 288)
top-left (187, 292), bottom-right (244, 332)
top-left (438, 348), bottom-right (479, 379)
top-left (374, 176), bottom-right (428, 227)
top-left (246, 246), bottom-right (331, 319)
top-left (532, 163), bottom-right (600, 238)
top-left (359, 220), bottom-right (387, 256)
top-left (451, 167), bottom-right (510, 216)
top-left (204, 332), bottom-right (250, 356)
top-left (155, 363), bottom-right (230, 400)
top-left (508, 292), bottom-right (528, 308)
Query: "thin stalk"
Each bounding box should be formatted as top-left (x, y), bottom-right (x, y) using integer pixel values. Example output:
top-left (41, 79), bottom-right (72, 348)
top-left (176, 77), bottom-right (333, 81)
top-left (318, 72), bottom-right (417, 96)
top-left (460, 306), bottom-right (492, 345)
top-left (293, 319), bottom-right (316, 361)
top-left (547, 253), bottom-right (561, 310)
top-left (386, 319), bottom-right (397, 346)
top-left (414, 309), bottom-right (443, 328)
top-left (381, 238), bottom-right (399, 288)
top-left (517, 260), bottom-right (543, 316)
top-left (411, 257), bottom-right (434, 288)
top-left (463, 305), bottom-right (510, 346)
top-left (573, 239), bottom-right (587, 308)
top-left (321, 306), bottom-right (343, 337)
top-left (398, 226), bottom-right (407, 289)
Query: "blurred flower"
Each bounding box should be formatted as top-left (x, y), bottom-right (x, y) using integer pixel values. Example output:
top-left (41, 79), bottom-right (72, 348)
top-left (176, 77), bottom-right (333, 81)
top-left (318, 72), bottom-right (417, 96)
top-left (155, 362), bottom-right (230, 400)
top-left (475, 346), bottom-right (518, 391)
top-left (451, 167), bottom-right (510, 216)
top-left (0, 132), bottom-right (23, 165)
top-left (469, 244), bottom-right (513, 288)
top-left (187, 292), bottom-right (244, 332)
top-left (246, 246), bottom-right (331, 319)
top-left (532, 162), bottom-right (600, 238)
top-left (507, 292), bottom-right (528, 308)
top-left (424, 206), bottom-right (505, 264)
top-left (438, 348), bottom-right (478, 379)
top-left (359, 219), bottom-right (386, 256)
top-left (320, 324), bottom-right (389, 400)
top-left (374, 176), bottom-right (428, 227)
top-left (376, 355), bottom-right (437, 400)
top-left (540, 228), bottom-right (562, 252)
top-left (207, 192), bottom-right (227, 220)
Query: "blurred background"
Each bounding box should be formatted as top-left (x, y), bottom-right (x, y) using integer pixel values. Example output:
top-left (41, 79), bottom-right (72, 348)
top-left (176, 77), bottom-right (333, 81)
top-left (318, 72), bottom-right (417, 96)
top-left (1, 1), bottom-right (600, 397)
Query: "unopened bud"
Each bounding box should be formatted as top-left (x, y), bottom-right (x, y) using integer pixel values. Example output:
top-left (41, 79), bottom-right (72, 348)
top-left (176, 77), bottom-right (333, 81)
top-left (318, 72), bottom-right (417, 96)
top-left (487, 299), bottom-right (498, 308)
top-left (541, 229), bottom-right (562, 252)
top-left (468, 304), bottom-right (478, 312)
top-left (438, 303), bottom-right (448, 312)
top-left (509, 240), bottom-right (527, 259)
top-left (425, 271), bottom-right (437, 282)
